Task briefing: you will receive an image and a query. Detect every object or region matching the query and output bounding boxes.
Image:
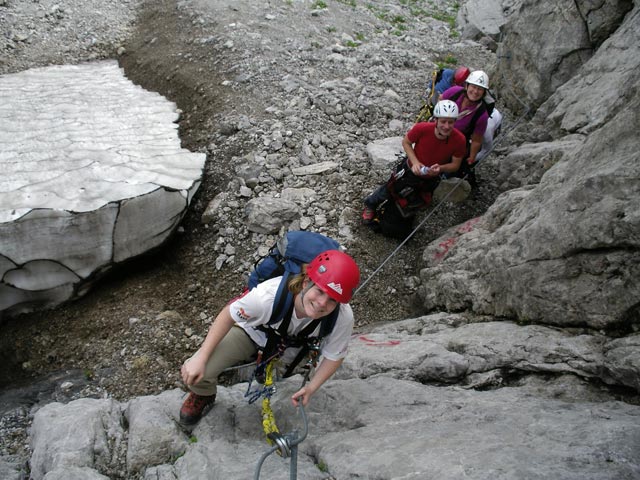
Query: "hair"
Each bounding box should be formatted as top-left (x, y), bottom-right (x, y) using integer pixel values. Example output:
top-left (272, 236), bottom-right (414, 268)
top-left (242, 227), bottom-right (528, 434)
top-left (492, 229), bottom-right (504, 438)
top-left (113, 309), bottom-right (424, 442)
top-left (287, 264), bottom-right (308, 295)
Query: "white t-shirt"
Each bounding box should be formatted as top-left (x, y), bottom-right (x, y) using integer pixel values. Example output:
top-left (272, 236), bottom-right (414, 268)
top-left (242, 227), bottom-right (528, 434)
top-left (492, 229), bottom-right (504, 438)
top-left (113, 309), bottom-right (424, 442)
top-left (229, 277), bottom-right (354, 363)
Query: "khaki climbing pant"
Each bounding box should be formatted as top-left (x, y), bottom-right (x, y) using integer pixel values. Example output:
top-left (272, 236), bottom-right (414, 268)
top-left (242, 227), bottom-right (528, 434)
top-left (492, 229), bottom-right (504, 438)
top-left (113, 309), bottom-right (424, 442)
top-left (185, 325), bottom-right (258, 396)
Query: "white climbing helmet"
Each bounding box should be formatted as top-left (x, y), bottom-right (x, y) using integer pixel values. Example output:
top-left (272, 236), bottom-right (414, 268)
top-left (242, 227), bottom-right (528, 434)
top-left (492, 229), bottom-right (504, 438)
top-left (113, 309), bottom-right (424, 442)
top-left (433, 99), bottom-right (459, 119)
top-left (466, 70), bottom-right (489, 89)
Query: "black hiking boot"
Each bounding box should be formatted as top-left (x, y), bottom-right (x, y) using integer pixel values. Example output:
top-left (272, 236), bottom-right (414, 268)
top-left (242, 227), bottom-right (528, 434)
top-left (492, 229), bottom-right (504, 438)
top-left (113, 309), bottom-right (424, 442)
top-left (468, 170), bottom-right (478, 190)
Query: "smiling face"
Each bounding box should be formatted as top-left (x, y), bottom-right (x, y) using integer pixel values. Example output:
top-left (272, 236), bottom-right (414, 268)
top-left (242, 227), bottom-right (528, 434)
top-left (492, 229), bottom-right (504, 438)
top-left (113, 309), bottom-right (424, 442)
top-left (434, 117), bottom-right (456, 138)
top-left (296, 279), bottom-right (339, 319)
top-left (466, 84), bottom-right (485, 102)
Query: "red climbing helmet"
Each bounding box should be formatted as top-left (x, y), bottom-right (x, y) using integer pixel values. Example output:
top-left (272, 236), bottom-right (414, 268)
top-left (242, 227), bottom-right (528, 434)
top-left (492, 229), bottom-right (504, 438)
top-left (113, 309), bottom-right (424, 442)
top-left (307, 250), bottom-right (360, 303)
top-left (453, 66), bottom-right (471, 86)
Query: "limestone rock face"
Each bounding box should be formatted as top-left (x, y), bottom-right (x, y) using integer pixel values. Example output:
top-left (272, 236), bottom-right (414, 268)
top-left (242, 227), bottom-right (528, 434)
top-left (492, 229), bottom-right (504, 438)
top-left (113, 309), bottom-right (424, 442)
top-left (124, 393), bottom-right (188, 474)
top-left (456, 0), bottom-right (522, 41)
top-left (0, 61), bottom-right (205, 318)
top-left (29, 398), bottom-right (122, 480)
top-left (495, 0), bottom-right (633, 113)
top-left (534, 4), bottom-right (640, 138)
top-left (25, 316), bottom-right (640, 479)
top-left (419, 105), bottom-right (639, 328)
top-left (418, 93), bottom-right (640, 329)
top-left (491, 135), bottom-right (584, 190)
top-left (418, 4), bottom-right (640, 330)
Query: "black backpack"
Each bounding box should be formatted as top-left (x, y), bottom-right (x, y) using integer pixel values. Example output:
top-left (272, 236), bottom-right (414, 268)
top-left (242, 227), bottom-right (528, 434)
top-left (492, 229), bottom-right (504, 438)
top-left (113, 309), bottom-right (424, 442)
top-left (370, 200), bottom-right (417, 240)
top-left (367, 156), bottom-right (439, 240)
top-left (247, 231), bottom-right (342, 377)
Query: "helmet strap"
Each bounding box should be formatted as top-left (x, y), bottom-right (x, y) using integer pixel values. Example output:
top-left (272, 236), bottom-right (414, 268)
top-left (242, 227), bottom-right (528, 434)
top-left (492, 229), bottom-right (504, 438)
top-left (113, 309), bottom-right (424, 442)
top-left (302, 280), bottom-right (314, 295)
top-left (299, 279), bottom-right (315, 303)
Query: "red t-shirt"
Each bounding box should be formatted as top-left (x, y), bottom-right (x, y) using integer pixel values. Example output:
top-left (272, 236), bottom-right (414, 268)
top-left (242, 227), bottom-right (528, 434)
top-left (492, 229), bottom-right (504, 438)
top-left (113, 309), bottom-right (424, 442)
top-left (406, 122), bottom-right (467, 167)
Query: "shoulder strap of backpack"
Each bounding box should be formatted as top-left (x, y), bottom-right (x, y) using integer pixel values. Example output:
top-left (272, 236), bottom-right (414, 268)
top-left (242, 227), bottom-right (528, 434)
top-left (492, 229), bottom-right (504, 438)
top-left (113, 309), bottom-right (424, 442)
top-left (269, 271), bottom-right (294, 325)
top-left (449, 89), bottom-right (462, 101)
top-left (467, 101), bottom-right (487, 138)
top-left (319, 308), bottom-right (339, 338)
top-left (253, 272), bottom-right (295, 364)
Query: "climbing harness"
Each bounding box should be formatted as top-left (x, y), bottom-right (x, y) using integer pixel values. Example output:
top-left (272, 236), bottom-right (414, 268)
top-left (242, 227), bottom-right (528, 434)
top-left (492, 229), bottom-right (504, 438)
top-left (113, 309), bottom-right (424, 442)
top-left (244, 352), bottom-right (281, 405)
top-left (299, 342), bottom-right (321, 386)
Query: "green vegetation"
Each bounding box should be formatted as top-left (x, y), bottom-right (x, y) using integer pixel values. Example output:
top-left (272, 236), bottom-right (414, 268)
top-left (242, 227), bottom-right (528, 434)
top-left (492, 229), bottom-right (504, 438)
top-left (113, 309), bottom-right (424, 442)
top-left (389, 14), bottom-right (407, 35)
top-left (436, 54), bottom-right (458, 68)
top-left (366, 0), bottom-right (461, 38)
top-left (171, 451), bottom-right (186, 462)
top-left (326, 26), bottom-right (337, 33)
top-left (515, 316), bottom-right (535, 327)
top-left (312, 0), bottom-right (327, 9)
top-left (335, 0), bottom-right (357, 6)
top-left (355, 31), bottom-right (366, 41)
top-left (345, 40), bottom-right (359, 47)
top-left (316, 460), bottom-right (329, 472)
top-left (365, 3), bottom-right (388, 21)
top-left (430, 11), bottom-right (456, 30)
top-left (189, 435), bottom-right (198, 443)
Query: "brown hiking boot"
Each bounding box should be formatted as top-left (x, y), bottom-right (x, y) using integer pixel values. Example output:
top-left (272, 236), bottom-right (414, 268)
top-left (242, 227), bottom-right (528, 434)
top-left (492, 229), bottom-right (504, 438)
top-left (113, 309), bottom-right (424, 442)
top-left (179, 392), bottom-right (216, 425)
